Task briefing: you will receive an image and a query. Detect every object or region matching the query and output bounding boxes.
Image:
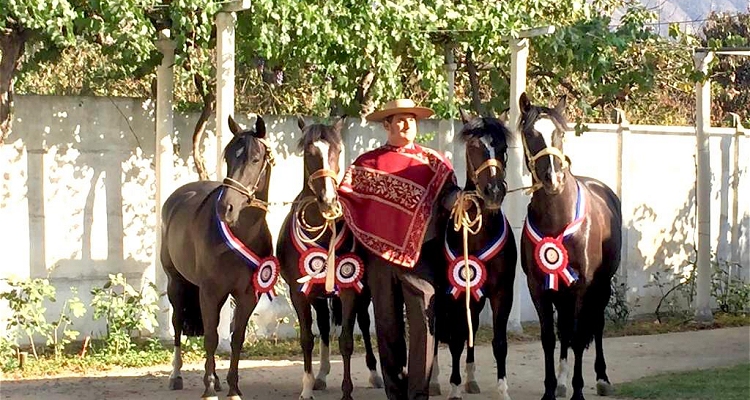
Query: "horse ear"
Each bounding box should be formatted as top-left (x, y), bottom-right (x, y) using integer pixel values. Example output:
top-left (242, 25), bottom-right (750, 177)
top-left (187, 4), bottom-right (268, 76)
top-left (554, 95), bottom-right (567, 114)
top-left (333, 115), bottom-right (346, 133)
top-left (498, 107), bottom-right (510, 123)
top-left (459, 108), bottom-right (472, 124)
top-left (254, 116), bottom-right (267, 138)
top-left (519, 92), bottom-right (531, 113)
top-left (228, 115), bottom-right (243, 136)
top-left (297, 115), bottom-right (306, 131)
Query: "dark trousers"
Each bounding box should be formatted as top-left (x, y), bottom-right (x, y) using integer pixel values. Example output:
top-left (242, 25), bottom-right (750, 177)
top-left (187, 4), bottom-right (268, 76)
top-left (365, 243), bottom-right (439, 400)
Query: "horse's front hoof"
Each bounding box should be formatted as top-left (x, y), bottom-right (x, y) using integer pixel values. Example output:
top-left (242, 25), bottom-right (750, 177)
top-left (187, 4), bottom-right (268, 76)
top-left (201, 396), bottom-right (219, 400)
top-left (228, 396), bottom-right (242, 400)
top-left (313, 378), bottom-right (327, 390)
top-left (555, 383), bottom-right (567, 397)
top-left (465, 381), bottom-right (481, 394)
top-left (541, 394), bottom-right (556, 400)
top-left (429, 382), bottom-right (442, 396)
top-left (340, 394), bottom-right (354, 400)
top-left (300, 396), bottom-right (314, 400)
top-left (596, 380), bottom-right (615, 396)
top-left (369, 373), bottom-right (384, 388)
top-left (168, 376), bottom-right (183, 390)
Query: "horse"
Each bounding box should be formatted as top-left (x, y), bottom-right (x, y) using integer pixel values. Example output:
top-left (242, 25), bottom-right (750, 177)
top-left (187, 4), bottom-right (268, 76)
top-left (160, 115), bottom-right (277, 400)
top-left (276, 116), bottom-right (383, 400)
top-left (517, 92), bottom-right (621, 400)
top-left (430, 110), bottom-right (518, 400)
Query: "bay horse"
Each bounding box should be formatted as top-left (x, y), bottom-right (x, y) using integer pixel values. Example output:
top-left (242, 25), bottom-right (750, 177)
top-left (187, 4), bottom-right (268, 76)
top-left (518, 92), bottom-right (621, 400)
top-left (161, 115), bottom-right (277, 400)
top-left (431, 111), bottom-right (517, 400)
top-left (276, 116), bottom-right (382, 400)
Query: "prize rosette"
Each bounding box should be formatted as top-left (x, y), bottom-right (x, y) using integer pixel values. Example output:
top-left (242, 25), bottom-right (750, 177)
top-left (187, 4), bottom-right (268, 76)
top-left (296, 248), bottom-right (329, 295)
top-left (533, 237), bottom-right (578, 291)
top-left (447, 255), bottom-right (487, 301)
top-left (335, 253), bottom-right (365, 293)
top-left (253, 257), bottom-right (280, 300)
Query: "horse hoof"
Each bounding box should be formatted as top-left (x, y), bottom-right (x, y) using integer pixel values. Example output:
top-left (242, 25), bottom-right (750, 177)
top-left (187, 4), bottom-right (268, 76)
top-left (369, 374), bottom-right (384, 388)
top-left (596, 380), bottom-right (615, 396)
top-left (465, 381), bottom-right (481, 394)
top-left (168, 376), bottom-right (183, 390)
top-left (429, 383), bottom-right (442, 396)
top-left (448, 397), bottom-right (462, 400)
top-left (556, 383), bottom-right (566, 397)
top-left (228, 396), bottom-right (242, 400)
top-left (313, 378), bottom-right (327, 390)
top-left (300, 397), bottom-right (314, 400)
top-left (201, 396), bottom-right (219, 400)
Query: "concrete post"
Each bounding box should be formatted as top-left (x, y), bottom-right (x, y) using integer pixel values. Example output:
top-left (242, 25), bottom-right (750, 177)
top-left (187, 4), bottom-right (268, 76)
top-left (506, 38), bottom-right (531, 333)
top-left (154, 29), bottom-right (176, 339)
top-left (615, 109), bottom-right (630, 288)
top-left (214, 10), bottom-right (239, 353)
top-left (694, 50), bottom-right (714, 323)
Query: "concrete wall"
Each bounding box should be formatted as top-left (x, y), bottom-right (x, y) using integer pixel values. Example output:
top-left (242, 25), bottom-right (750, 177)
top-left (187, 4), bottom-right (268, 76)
top-left (1, 95), bottom-right (748, 341)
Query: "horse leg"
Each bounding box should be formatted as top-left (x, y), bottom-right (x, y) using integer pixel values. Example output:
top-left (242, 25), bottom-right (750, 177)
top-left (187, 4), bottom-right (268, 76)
top-left (464, 303), bottom-right (482, 394)
top-left (555, 296), bottom-right (574, 398)
top-left (532, 294), bottom-right (557, 400)
top-left (570, 333), bottom-right (587, 400)
top-left (312, 298), bottom-right (331, 390)
top-left (594, 286), bottom-right (614, 396)
top-left (447, 334), bottom-right (465, 400)
top-left (428, 340), bottom-right (441, 396)
top-left (199, 290), bottom-right (223, 400)
top-left (338, 290), bottom-right (357, 400)
top-left (490, 291), bottom-right (513, 400)
top-left (226, 292), bottom-right (257, 400)
top-left (166, 277), bottom-right (184, 390)
top-left (356, 291), bottom-right (383, 388)
top-left (291, 292), bottom-right (316, 400)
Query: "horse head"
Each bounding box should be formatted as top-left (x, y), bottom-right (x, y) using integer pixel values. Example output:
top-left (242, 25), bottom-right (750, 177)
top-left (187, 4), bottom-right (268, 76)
top-left (218, 115), bottom-right (274, 224)
top-left (297, 115), bottom-right (345, 219)
top-left (519, 92), bottom-right (570, 195)
top-left (458, 109), bottom-right (511, 210)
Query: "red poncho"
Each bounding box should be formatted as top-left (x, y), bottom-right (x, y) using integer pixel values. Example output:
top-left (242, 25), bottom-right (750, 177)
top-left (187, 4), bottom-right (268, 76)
top-left (338, 144), bottom-right (455, 268)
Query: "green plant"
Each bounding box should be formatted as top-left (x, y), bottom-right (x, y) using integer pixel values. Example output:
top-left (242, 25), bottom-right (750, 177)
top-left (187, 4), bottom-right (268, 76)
top-left (605, 274), bottom-right (631, 327)
top-left (90, 273), bottom-right (161, 356)
top-left (711, 260), bottom-right (749, 316)
top-left (646, 262), bottom-right (697, 322)
top-left (0, 278), bottom-right (55, 359)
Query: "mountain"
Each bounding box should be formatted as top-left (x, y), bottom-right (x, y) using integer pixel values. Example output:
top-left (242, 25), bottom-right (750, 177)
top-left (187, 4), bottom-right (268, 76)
top-left (636, 0), bottom-right (748, 35)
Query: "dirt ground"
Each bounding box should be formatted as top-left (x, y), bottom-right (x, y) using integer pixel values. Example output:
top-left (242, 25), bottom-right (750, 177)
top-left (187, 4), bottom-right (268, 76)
top-left (1, 326), bottom-right (748, 400)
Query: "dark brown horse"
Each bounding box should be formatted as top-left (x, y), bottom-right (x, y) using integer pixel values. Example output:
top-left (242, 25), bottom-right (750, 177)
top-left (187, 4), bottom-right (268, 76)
top-left (518, 93), bottom-right (621, 400)
top-left (276, 116), bottom-right (382, 400)
top-left (431, 111), bottom-right (517, 400)
top-left (161, 115), bottom-right (276, 400)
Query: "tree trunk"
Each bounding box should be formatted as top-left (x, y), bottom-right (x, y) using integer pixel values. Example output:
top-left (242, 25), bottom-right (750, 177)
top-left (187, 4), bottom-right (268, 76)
top-left (192, 72), bottom-right (215, 181)
top-left (465, 48), bottom-right (484, 116)
top-left (0, 29), bottom-right (28, 145)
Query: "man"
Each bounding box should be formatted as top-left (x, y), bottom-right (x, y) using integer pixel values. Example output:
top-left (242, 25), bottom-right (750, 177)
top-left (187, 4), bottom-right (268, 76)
top-left (338, 99), bottom-right (460, 400)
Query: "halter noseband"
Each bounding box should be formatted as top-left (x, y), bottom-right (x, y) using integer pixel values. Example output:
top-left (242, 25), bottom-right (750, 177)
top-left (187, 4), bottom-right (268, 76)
top-left (467, 146), bottom-right (506, 210)
top-left (306, 168), bottom-right (343, 220)
top-left (221, 138), bottom-right (275, 211)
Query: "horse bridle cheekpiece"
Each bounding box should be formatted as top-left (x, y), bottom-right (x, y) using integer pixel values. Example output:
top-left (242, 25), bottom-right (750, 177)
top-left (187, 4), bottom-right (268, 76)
top-left (307, 167), bottom-right (343, 219)
top-left (221, 138), bottom-right (275, 211)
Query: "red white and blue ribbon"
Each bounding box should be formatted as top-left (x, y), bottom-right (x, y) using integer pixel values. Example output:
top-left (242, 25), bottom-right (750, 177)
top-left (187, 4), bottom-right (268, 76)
top-left (444, 210), bottom-right (510, 301)
top-left (523, 181), bottom-right (585, 291)
top-left (215, 189), bottom-right (280, 301)
top-left (292, 217), bottom-right (362, 294)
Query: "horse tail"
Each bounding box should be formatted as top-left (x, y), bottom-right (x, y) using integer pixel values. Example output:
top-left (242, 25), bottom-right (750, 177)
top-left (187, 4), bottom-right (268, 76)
top-left (330, 296), bottom-right (343, 328)
top-left (176, 277), bottom-right (204, 337)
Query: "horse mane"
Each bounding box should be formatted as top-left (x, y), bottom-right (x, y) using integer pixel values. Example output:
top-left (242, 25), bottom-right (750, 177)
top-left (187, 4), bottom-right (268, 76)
top-left (520, 104), bottom-right (568, 136)
top-left (296, 123), bottom-right (342, 153)
top-left (459, 115), bottom-right (512, 147)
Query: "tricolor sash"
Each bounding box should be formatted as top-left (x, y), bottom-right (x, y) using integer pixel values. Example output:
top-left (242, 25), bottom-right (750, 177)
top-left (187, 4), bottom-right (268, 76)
top-left (215, 189), bottom-right (280, 301)
top-left (523, 181), bottom-right (585, 291)
top-left (444, 210), bottom-right (510, 301)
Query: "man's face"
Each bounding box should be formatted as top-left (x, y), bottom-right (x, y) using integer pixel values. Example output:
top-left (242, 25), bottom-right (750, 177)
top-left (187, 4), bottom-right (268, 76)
top-left (384, 113), bottom-right (418, 147)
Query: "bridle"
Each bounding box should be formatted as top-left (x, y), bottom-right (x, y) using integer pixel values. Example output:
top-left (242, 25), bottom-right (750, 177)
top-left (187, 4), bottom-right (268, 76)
top-left (306, 167), bottom-right (342, 220)
top-left (220, 138), bottom-right (275, 211)
top-left (466, 143), bottom-right (507, 210)
top-left (520, 114), bottom-right (570, 193)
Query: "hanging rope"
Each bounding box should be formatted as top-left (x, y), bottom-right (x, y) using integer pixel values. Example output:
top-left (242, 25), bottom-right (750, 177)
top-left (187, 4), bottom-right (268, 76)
top-left (294, 196), bottom-right (344, 293)
top-left (449, 190), bottom-right (483, 347)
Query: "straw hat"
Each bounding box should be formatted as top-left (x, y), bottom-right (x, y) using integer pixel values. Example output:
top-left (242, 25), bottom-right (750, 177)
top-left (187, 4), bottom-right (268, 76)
top-left (365, 98), bottom-right (435, 122)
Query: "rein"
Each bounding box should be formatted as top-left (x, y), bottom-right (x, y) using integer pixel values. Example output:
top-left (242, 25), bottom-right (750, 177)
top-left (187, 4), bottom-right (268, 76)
top-left (294, 168), bottom-right (344, 293)
top-left (449, 190), bottom-right (483, 347)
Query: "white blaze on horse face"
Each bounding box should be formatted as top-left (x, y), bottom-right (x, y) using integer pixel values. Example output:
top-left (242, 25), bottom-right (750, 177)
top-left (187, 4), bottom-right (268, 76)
top-left (313, 141), bottom-right (336, 203)
top-left (533, 117), bottom-right (558, 176)
top-left (479, 136), bottom-right (497, 177)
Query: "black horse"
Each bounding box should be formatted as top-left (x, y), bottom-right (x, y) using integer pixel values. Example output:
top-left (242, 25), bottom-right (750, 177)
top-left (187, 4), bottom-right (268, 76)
top-left (276, 116), bottom-right (382, 400)
top-left (518, 92), bottom-right (621, 400)
top-left (431, 111), bottom-right (517, 400)
top-left (161, 115), bottom-right (277, 400)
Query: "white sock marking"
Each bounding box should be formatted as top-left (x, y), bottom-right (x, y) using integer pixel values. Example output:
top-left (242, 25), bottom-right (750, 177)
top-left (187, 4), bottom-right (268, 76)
top-left (466, 362), bottom-right (476, 382)
top-left (301, 372), bottom-right (315, 399)
top-left (449, 383), bottom-right (462, 399)
top-left (170, 345), bottom-right (182, 379)
top-left (497, 378), bottom-right (511, 400)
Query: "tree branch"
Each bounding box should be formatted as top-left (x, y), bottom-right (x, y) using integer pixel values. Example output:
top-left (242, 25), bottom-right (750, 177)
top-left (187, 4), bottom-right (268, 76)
top-left (465, 48), bottom-right (484, 116)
